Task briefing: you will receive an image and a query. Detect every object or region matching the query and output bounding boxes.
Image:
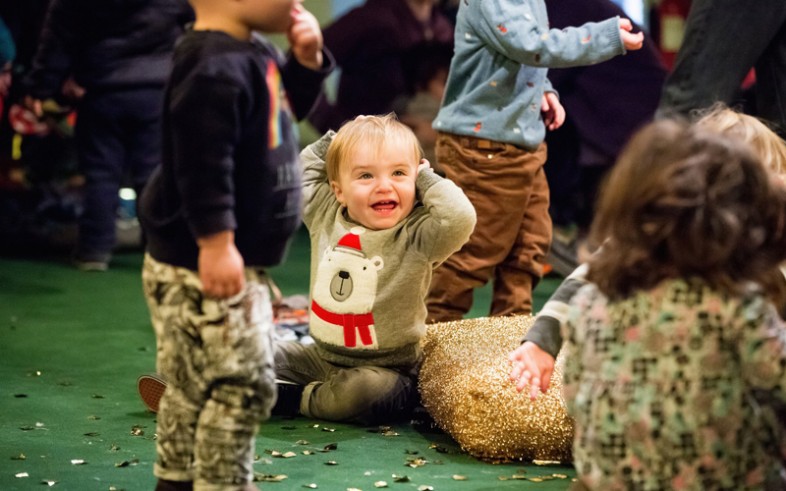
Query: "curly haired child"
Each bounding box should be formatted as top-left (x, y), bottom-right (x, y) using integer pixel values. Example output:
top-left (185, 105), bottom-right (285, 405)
top-left (511, 107), bottom-right (786, 399)
top-left (533, 118), bottom-right (786, 489)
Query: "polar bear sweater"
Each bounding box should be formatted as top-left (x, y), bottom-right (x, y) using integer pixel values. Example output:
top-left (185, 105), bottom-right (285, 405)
top-left (301, 132), bottom-right (477, 367)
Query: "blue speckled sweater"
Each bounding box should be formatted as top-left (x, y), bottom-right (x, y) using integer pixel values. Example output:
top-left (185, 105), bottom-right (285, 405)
top-left (434, 0), bottom-right (625, 150)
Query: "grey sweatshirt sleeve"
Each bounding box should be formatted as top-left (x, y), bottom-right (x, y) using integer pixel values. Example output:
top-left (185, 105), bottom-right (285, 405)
top-left (300, 131), bottom-right (336, 229)
top-left (522, 263), bottom-right (589, 358)
top-left (412, 170), bottom-right (477, 262)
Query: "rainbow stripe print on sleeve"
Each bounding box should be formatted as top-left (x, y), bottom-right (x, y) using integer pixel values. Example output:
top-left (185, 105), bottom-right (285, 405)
top-left (265, 60), bottom-right (283, 149)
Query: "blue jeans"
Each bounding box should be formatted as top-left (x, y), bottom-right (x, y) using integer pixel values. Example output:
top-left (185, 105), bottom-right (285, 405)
top-left (75, 87), bottom-right (163, 259)
top-left (658, 0), bottom-right (786, 137)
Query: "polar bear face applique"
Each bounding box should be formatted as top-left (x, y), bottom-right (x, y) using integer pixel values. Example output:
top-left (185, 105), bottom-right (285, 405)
top-left (310, 229), bottom-right (384, 349)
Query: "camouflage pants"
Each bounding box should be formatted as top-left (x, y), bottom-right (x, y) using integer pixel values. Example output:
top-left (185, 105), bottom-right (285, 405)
top-left (142, 254), bottom-right (276, 491)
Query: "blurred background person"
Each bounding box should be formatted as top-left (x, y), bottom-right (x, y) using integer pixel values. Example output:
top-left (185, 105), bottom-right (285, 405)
top-left (21, 0), bottom-right (193, 270)
top-left (307, 0), bottom-right (454, 133)
top-left (657, 0), bottom-right (786, 139)
top-left (544, 0), bottom-right (667, 276)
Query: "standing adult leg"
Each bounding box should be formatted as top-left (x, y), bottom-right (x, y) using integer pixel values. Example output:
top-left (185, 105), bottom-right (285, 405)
top-left (124, 87), bottom-right (164, 202)
top-left (754, 9), bottom-right (786, 138)
top-left (658, 0), bottom-right (786, 119)
top-left (124, 87), bottom-right (164, 250)
top-left (74, 91), bottom-right (126, 265)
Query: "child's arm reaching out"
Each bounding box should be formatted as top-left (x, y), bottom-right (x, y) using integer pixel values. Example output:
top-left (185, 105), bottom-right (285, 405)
top-left (469, 2), bottom-right (635, 68)
top-left (509, 263), bottom-right (590, 399)
top-left (539, 17), bottom-right (641, 132)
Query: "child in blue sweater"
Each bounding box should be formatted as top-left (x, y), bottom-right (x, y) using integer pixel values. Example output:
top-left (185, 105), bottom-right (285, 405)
top-left (426, 0), bottom-right (643, 323)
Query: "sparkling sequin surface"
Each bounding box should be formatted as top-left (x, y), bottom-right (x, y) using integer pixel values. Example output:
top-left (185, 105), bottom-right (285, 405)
top-left (419, 316), bottom-right (574, 463)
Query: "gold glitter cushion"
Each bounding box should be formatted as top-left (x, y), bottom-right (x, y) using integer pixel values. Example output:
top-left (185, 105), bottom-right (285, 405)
top-left (419, 315), bottom-right (574, 463)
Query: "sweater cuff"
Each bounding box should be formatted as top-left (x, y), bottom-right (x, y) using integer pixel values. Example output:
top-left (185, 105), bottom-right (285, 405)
top-left (603, 15), bottom-right (625, 55)
top-left (188, 209), bottom-right (237, 240)
top-left (284, 48), bottom-right (335, 120)
top-left (287, 47), bottom-right (335, 78)
top-left (522, 315), bottom-right (563, 359)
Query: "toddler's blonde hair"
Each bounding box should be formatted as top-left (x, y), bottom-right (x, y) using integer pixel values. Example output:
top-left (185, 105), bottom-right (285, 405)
top-left (695, 104), bottom-right (786, 177)
top-left (326, 113), bottom-right (423, 183)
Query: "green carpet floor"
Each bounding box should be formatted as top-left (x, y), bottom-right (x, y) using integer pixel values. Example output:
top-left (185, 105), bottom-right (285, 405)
top-left (0, 228), bottom-right (573, 490)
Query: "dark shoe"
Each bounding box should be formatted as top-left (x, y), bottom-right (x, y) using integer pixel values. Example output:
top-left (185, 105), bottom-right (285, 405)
top-left (271, 379), bottom-right (304, 417)
top-left (409, 404), bottom-right (438, 429)
top-left (138, 373), bottom-right (167, 413)
top-left (154, 479), bottom-right (193, 491)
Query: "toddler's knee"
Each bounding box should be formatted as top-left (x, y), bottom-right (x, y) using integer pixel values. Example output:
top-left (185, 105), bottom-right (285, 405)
top-left (320, 371), bottom-right (417, 424)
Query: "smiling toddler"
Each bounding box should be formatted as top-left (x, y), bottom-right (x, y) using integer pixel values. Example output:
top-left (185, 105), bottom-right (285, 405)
top-left (272, 113), bottom-right (477, 423)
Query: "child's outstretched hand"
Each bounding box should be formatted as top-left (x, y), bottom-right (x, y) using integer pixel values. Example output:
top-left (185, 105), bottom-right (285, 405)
top-left (509, 341), bottom-right (556, 400)
top-left (418, 158), bottom-right (432, 173)
top-left (288, 4), bottom-right (323, 70)
top-left (619, 18), bottom-right (644, 51)
top-left (541, 92), bottom-right (565, 131)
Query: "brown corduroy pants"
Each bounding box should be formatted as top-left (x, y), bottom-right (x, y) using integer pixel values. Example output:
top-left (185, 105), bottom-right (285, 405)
top-left (427, 132), bottom-right (551, 322)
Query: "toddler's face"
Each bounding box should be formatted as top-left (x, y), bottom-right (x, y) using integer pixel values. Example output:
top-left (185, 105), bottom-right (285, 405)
top-left (331, 140), bottom-right (418, 231)
top-left (242, 0), bottom-right (298, 33)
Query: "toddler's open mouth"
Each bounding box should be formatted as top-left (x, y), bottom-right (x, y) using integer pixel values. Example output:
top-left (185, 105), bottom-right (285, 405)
top-left (372, 200), bottom-right (398, 213)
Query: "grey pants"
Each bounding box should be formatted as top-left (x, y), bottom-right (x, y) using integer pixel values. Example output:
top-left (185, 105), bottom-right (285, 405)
top-left (274, 341), bottom-right (418, 424)
top-left (142, 254), bottom-right (276, 491)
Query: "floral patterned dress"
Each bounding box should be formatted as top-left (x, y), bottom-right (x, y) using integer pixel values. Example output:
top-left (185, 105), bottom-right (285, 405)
top-left (563, 278), bottom-right (786, 490)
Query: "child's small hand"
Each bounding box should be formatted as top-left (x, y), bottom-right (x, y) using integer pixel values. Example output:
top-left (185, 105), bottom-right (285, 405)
top-left (541, 92), bottom-right (565, 131)
top-left (509, 341), bottom-right (556, 400)
top-left (418, 158), bottom-right (432, 173)
top-left (198, 231), bottom-right (246, 298)
top-left (619, 18), bottom-right (644, 51)
top-left (23, 95), bottom-right (44, 118)
top-left (288, 4), bottom-right (323, 71)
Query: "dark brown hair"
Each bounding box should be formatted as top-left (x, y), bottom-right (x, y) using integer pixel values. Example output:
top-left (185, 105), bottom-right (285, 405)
top-left (586, 118), bottom-right (786, 300)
